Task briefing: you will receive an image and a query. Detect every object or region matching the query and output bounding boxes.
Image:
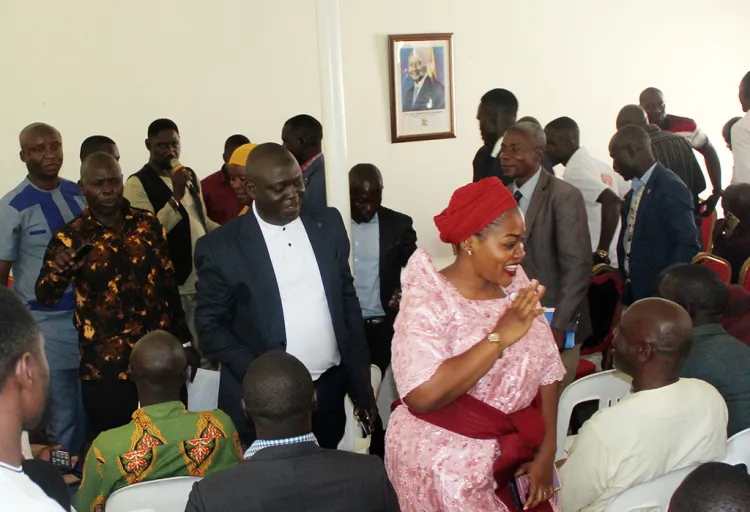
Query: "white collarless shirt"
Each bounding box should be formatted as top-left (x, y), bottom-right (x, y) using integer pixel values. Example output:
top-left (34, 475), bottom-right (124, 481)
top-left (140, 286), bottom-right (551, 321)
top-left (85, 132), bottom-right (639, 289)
top-left (0, 462), bottom-right (66, 511)
top-left (731, 111), bottom-right (750, 184)
top-left (253, 203), bottom-right (340, 379)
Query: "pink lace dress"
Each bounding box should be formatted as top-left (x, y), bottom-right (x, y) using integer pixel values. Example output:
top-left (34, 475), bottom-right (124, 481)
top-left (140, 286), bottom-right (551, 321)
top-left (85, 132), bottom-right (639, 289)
top-left (385, 249), bottom-right (565, 512)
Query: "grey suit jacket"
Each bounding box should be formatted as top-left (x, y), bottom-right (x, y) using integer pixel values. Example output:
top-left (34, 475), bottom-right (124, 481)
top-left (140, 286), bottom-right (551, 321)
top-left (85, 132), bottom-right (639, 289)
top-left (184, 442), bottom-right (401, 512)
top-left (519, 170), bottom-right (593, 339)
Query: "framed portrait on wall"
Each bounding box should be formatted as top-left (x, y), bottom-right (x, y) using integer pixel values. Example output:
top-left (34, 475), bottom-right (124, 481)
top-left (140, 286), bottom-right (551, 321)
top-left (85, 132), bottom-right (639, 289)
top-left (388, 33), bottom-right (455, 143)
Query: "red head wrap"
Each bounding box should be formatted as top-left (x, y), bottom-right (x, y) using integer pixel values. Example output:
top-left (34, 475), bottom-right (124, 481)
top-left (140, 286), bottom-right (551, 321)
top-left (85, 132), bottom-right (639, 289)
top-left (434, 177), bottom-right (518, 245)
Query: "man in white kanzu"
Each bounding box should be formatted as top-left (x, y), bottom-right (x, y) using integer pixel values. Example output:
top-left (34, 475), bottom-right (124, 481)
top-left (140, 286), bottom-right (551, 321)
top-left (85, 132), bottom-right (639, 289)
top-left (0, 287), bottom-right (66, 511)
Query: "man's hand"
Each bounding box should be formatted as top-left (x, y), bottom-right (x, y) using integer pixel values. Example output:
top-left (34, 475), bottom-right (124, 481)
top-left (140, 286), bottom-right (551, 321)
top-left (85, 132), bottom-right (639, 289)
top-left (35, 445), bottom-right (79, 467)
top-left (53, 248), bottom-right (86, 275)
top-left (592, 252), bottom-right (611, 266)
top-left (184, 345), bottom-right (201, 382)
top-left (387, 289), bottom-right (403, 310)
top-left (700, 193), bottom-right (721, 217)
top-left (551, 327), bottom-right (566, 351)
top-left (172, 168), bottom-right (190, 202)
top-left (353, 405), bottom-right (379, 434)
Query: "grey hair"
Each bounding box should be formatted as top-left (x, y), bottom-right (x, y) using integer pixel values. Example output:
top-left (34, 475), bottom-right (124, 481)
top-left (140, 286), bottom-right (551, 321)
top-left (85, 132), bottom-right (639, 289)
top-left (507, 121), bottom-right (547, 149)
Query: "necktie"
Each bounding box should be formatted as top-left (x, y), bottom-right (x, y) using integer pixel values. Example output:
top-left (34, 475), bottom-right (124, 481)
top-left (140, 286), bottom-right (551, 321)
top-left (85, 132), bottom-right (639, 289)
top-left (623, 186), bottom-right (646, 277)
top-left (514, 190), bottom-right (523, 204)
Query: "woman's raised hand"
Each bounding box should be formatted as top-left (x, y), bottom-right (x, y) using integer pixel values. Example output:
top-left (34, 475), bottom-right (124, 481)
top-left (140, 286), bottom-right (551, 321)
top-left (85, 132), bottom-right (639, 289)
top-left (492, 280), bottom-right (546, 349)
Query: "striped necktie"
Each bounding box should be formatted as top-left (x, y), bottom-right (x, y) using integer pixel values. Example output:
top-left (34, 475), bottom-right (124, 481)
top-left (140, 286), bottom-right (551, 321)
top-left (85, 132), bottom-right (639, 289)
top-left (623, 186), bottom-right (646, 277)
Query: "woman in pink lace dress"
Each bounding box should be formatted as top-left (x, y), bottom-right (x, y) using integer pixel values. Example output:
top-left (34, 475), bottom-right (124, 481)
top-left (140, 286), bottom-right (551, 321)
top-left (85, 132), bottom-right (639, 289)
top-left (385, 178), bottom-right (565, 512)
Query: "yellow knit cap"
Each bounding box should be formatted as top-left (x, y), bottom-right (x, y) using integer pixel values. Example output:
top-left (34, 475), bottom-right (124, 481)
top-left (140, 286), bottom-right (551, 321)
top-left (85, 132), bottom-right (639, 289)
top-left (228, 143), bottom-right (259, 166)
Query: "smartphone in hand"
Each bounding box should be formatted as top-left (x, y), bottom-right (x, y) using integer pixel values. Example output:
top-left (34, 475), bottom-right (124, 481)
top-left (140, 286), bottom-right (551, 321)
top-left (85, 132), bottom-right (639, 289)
top-left (49, 449), bottom-right (72, 472)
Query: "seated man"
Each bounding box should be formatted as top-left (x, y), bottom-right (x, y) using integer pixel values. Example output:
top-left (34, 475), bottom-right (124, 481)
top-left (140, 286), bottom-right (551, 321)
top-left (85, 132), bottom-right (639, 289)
top-left (713, 183), bottom-right (750, 283)
top-left (559, 298), bottom-right (728, 512)
top-left (185, 351), bottom-right (400, 512)
top-left (76, 330), bottom-right (241, 512)
top-left (670, 462), bottom-right (750, 512)
top-left (659, 264), bottom-right (750, 436)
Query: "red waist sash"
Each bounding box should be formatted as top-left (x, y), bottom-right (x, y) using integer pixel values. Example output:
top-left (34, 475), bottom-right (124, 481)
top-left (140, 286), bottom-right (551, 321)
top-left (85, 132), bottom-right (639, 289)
top-left (393, 394), bottom-right (552, 511)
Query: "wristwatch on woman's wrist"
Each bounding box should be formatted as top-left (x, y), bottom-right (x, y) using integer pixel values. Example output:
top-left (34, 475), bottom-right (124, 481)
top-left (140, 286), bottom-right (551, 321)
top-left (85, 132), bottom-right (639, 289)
top-left (487, 333), bottom-right (504, 358)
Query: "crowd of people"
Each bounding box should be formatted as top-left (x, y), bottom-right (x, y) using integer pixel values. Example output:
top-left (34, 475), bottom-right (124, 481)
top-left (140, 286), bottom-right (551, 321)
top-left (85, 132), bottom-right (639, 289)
top-left (0, 70), bottom-right (749, 512)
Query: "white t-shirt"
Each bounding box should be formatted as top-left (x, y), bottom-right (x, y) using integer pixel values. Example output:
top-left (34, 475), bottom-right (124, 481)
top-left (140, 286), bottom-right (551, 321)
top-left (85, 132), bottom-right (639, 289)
top-left (731, 111), bottom-right (750, 185)
top-left (0, 462), bottom-right (66, 511)
top-left (559, 378), bottom-right (727, 512)
top-left (253, 203), bottom-right (340, 379)
top-left (562, 148), bottom-right (624, 267)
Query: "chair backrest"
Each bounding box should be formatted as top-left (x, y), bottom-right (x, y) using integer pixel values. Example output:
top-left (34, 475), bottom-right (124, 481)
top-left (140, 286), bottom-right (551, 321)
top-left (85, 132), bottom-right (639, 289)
top-left (604, 464), bottom-right (699, 512)
top-left (692, 252), bottom-right (732, 284)
top-left (701, 210), bottom-right (717, 253)
top-left (740, 258), bottom-right (750, 291)
top-left (338, 365), bottom-right (382, 453)
top-left (723, 427), bottom-right (750, 467)
top-left (104, 476), bottom-right (202, 512)
top-left (555, 370), bottom-right (631, 461)
top-left (584, 266), bottom-right (624, 355)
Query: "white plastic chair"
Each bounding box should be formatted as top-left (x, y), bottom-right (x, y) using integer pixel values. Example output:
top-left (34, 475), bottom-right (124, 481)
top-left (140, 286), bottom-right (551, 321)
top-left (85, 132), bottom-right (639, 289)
top-left (723, 427), bottom-right (750, 468)
top-left (604, 464), bottom-right (699, 512)
top-left (555, 370), bottom-right (632, 461)
top-left (338, 364), bottom-right (382, 453)
top-left (104, 476), bottom-right (202, 512)
top-left (376, 365), bottom-right (398, 429)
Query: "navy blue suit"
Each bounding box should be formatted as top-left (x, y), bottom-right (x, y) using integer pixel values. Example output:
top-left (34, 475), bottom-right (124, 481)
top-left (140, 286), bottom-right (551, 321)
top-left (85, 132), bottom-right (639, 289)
top-left (194, 206), bottom-right (371, 445)
top-left (617, 163), bottom-right (700, 303)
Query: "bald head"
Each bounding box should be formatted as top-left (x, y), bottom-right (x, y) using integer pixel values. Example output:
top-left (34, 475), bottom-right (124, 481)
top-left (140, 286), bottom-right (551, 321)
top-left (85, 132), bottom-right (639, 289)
top-left (243, 351), bottom-right (314, 434)
top-left (19, 123), bottom-right (59, 147)
top-left (244, 142), bottom-right (297, 181)
top-left (245, 143), bottom-right (304, 225)
top-left (80, 152), bottom-right (120, 183)
top-left (349, 163), bottom-right (383, 188)
top-left (18, 123), bottom-right (63, 181)
top-left (616, 105), bottom-right (649, 130)
top-left (130, 331), bottom-right (187, 400)
top-left (609, 125), bottom-right (655, 181)
top-left (670, 462), bottom-right (750, 512)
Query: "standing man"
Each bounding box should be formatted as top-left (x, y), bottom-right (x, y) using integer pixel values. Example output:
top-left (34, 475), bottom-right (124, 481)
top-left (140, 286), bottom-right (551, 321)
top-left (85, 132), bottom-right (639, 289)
top-left (732, 71), bottom-right (750, 184)
top-left (609, 125), bottom-right (700, 304)
top-left (80, 135), bottom-right (120, 162)
top-left (202, 134), bottom-right (251, 224)
top-left (349, 164), bottom-right (417, 374)
top-left (501, 122), bottom-right (592, 387)
top-left (473, 88), bottom-right (518, 184)
top-left (35, 152), bottom-right (194, 436)
top-left (639, 88), bottom-right (723, 210)
top-left (616, 105), bottom-right (706, 215)
top-left (195, 143), bottom-right (375, 447)
top-left (544, 116), bottom-right (623, 266)
top-left (0, 123), bottom-right (86, 457)
top-left (0, 288), bottom-right (64, 511)
top-left (281, 115), bottom-right (326, 210)
top-left (124, 118), bottom-right (218, 344)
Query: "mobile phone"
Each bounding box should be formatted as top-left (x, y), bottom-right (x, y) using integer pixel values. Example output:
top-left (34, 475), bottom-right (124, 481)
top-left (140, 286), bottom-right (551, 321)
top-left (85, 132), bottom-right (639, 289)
top-left (509, 466), bottom-right (561, 509)
top-left (357, 417), bottom-right (372, 437)
top-left (49, 449), bottom-right (72, 472)
top-left (74, 243), bottom-right (95, 260)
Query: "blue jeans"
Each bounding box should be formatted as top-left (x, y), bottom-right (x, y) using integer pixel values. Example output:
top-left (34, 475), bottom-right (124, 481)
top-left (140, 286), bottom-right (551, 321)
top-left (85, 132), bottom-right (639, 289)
top-left (47, 369), bottom-right (88, 456)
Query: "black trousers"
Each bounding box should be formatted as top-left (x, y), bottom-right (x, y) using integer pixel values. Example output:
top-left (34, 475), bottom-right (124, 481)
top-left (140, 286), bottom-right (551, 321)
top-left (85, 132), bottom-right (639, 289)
top-left (81, 379), bottom-right (139, 438)
top-left (311, 364), bottom-right (348, 449)
top-left (364, 317), bottom-right (394, 374)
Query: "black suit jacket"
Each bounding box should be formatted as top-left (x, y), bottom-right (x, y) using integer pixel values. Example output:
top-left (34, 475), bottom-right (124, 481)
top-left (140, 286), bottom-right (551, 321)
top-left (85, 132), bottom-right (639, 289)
top-left (375, 207), bottom-right (417, 320)
top-left (194, 207), bottom-right (372, 437)
top-left (403, 76), bottom-right (445, 111)
top-left (185, 442), bottom-right (400, 512)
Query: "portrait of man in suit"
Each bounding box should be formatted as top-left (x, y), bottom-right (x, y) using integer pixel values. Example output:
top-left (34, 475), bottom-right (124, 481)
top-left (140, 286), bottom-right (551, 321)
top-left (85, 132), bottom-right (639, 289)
top-left (402, 48), bottom-right (445, 112)
top-left (194, 143), bottom-right (375, 448)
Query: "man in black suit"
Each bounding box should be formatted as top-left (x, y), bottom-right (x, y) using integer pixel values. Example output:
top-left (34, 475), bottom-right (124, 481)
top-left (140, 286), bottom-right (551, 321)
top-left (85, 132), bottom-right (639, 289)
top-left (473, 88), bottom-right (519, 184)
top-left (349, 164), bottom-right (417, 373)
top-left (185, 351), bottom-right (400, 512)
top-left (403, 49), bottom-right (445, 112)
top-left (194, 143), bottom-right (375, 447)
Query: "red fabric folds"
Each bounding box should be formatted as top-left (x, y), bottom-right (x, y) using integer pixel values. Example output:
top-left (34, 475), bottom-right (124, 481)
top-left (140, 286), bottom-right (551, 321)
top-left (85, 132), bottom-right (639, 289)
top-left (394, 394), bottom-right (552, 512)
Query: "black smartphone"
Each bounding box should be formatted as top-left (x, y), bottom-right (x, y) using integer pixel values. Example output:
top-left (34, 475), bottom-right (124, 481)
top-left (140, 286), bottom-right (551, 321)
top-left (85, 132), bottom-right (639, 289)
top-left (49, 449), bottom-right (72, 472)
top-left (74, 243), bottom-right (95, 260)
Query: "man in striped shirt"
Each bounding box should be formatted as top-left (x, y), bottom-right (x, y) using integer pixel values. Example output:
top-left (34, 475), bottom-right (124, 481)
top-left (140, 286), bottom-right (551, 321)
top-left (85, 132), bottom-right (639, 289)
top-left (617, 104), bottom-right (705, 212)
top-left (640, 87), bottom-right (723, 211)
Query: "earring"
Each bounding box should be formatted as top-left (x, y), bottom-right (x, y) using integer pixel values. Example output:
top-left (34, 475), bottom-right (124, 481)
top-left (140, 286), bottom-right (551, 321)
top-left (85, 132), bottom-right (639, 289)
top-left (467, 249), bottom-right (473, 256)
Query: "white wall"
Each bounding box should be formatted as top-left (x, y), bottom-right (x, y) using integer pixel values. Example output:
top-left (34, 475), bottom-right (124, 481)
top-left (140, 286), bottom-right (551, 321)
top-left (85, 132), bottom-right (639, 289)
top-left (1, 0), bottom-right (748, 259)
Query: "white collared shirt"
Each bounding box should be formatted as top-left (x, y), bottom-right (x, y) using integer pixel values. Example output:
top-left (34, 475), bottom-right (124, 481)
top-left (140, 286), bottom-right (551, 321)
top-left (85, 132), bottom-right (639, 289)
top-left (563, 148), bottom-right (623, 266)
top-left (510, 168), bottom-right (543, 215)
top-left (253, 203), bottom-right (340, 379)
top-left (731, 111), bottom-right (750, 184)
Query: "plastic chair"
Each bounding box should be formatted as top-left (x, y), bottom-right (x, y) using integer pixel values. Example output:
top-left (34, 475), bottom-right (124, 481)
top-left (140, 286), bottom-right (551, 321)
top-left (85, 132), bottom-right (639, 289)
top-left (555, 370), bottom-right (631, 461)
top-left (740, 258), bottom-right (750, 291)
top-left (723, 427), bottom-right (750, 468)
top-left (104, 476), bottom-right (202, 512)
top-left (701, 209), bottom-right (717, 253)
top-left (692, 252), bottom-right (732, 284)
top-left (582, 265), bottom-right (624, 359)
top-left (604, 464), bottom-right (699, 512)
top-left (338, 364), bottom-right (382, 453)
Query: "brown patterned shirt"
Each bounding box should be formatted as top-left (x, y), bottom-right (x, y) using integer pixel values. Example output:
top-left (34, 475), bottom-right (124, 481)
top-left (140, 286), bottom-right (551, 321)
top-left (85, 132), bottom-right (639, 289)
top-left (35, 201), bottom-right (192, 381)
